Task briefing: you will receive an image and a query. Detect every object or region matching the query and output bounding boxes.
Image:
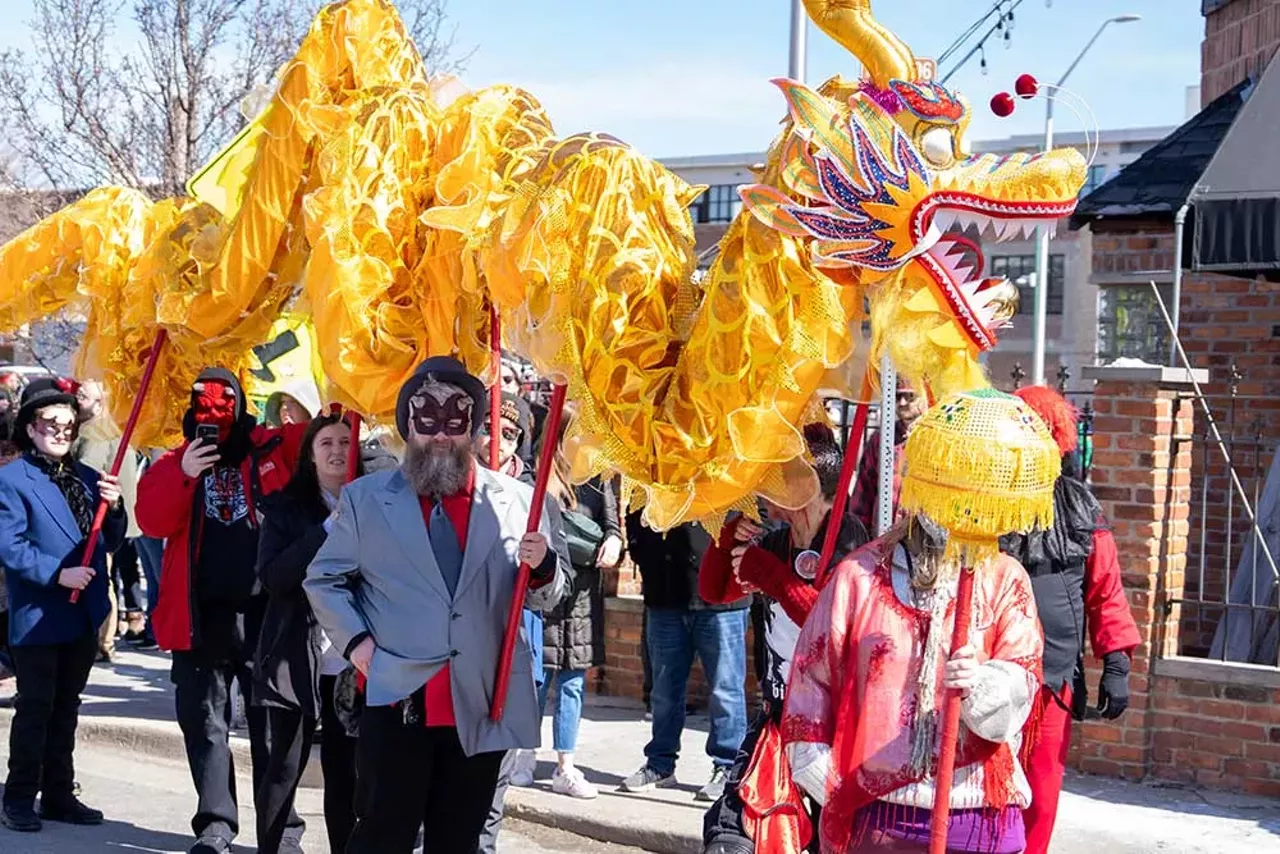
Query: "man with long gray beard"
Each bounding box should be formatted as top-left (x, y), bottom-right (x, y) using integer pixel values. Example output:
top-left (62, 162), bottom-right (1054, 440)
top-left (305, 356), bottom-right (571, 854)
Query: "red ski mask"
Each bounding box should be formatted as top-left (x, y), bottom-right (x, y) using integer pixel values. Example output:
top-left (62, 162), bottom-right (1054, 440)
top-left (192, 379), bottom-right (237, 443)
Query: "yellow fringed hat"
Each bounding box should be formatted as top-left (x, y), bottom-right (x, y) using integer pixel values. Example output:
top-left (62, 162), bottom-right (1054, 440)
top-left (899, 388), bottom-right (1061, 562)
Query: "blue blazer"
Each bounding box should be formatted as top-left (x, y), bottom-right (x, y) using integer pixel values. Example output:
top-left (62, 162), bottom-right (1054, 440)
top-left (0, 456), bottom-right (126, 647)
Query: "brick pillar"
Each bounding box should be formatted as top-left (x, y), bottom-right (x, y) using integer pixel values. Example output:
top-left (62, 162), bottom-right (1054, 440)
top-left (1070, 364), bottom-right (1204, 779)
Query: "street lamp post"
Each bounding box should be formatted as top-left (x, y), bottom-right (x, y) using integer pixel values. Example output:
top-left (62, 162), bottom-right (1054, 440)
top-left (789, 0), bottom-right (808, 83)
top-left (1030, 13), bottom-right (1140, 385)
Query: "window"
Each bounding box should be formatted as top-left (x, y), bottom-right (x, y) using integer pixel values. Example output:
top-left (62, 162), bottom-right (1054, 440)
top-left (1119, 141), bottom-right (1150, 155)
top-left (990, 254), bottom-right (1065, 315)
top-left (691, 184), bottom-right (741, 224)
top-left (1081, 164), bottom-right (1108, 197)
top-left (1097, 284), bottom-right (1172, 364)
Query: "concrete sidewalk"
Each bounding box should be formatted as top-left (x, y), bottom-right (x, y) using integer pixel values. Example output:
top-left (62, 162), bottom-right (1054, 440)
top-left (3, 648), bottom-right (1279, 853)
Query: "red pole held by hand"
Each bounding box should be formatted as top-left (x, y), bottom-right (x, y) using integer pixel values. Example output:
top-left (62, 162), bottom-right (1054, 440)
top-left (928, 564), bottom-right (977, 854)
top-left (490, 382), bottom-right (567, 722)
top-left (488, 305), bottom-right (502, 472)
top-left (71, 328), bottom-right (169, 603)
top-left (816, 371), bottom-right (873, 589)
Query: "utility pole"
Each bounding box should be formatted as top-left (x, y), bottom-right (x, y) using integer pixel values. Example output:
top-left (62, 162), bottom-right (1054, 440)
top-left (789, 0), bottom-right (807, 83)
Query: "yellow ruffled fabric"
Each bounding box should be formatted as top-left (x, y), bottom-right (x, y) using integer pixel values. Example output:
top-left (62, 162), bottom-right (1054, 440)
top-left (0, 0), bottom-right (1081, 534)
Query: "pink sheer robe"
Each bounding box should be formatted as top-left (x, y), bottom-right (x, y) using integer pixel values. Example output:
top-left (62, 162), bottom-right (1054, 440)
top-left (781, 538), bottom-right (1043, 854)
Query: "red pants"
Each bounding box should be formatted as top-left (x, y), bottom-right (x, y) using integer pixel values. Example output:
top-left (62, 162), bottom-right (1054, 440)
top-left (1022, 685), bottom-right (1073, 854)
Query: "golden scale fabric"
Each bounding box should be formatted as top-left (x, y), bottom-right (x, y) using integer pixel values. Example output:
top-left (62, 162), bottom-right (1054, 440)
top-left (0, 0), bottom-right (1086, 532)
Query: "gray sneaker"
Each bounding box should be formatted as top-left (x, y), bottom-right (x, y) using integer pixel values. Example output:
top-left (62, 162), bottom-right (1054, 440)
top-left (619, 764), bottom-right (676, 793)
top-left (695, 766), bottom-right (729, 802)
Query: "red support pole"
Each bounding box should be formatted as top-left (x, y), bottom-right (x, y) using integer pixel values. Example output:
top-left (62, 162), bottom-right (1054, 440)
top-left (815, 372), bottom-right (873, 589)
top-left (928, 564), bottom-right (977, 854)
top-left (490, 382), bottom-right (567, 722)
top-left (71, 328), bottom-right (169, 603)
top-left (345, 411), bottom-right (363, 483)
top-left (488, 305), bottom-right (502, 472)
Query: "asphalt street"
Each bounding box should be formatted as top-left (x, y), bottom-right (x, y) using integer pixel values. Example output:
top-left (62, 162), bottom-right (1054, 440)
top-left (0, 740), bottom-right (649, 854)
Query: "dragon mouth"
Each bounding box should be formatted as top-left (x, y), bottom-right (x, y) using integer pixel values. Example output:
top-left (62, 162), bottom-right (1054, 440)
top-left (905, 192), bottom-right (1077, 351)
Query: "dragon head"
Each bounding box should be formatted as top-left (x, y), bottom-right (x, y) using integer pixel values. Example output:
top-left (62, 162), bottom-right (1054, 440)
top-left (741, 0), bottom-right (1087, 394)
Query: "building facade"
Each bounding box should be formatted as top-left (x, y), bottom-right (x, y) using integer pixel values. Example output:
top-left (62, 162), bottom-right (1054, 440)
top-left (662, 125), bottom-right (1175, 387)
top-left (1201, 0), bottom-right (1280, 105)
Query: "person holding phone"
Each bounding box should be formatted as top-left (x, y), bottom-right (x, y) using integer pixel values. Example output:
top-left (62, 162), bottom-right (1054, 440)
top-left (136, 368), bottom-right (306, 854)
top-left (0, 377), bottom-right (127, 832)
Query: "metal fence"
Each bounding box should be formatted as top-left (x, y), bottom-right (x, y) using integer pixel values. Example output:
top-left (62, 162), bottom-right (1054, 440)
top-left (1172, 366), bottom-right (1280, 666)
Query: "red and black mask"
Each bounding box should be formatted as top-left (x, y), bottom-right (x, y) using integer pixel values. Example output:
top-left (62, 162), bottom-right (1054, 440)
top-left (408, 381), bottom-right (473, 438)
top-left (192, 379), bottom-right (237, 443)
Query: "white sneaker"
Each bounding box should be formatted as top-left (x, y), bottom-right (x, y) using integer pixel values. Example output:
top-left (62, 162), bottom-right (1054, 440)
top-left (509, 749), bottom-right (537, 787)
top-left (551, 766), bottom-right (598, 800)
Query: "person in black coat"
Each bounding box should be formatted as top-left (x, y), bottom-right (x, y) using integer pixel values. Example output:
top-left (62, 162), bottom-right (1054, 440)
top-left (252, 409), bottom-right (362, 854)
top-left (531, 415), bottom-right (625, 800)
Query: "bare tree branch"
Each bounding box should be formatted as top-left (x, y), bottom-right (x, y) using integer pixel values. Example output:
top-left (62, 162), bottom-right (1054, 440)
top-left (0, 0), bottom-right (468, 198)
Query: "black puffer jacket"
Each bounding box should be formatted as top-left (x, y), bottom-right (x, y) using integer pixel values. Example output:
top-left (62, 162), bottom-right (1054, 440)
top-left (252, 487), bottom-right (328, 718)
top-left (542, 478), bottom-right (621, 671)
top-left (1000, 476), bottom-right (1099, 694)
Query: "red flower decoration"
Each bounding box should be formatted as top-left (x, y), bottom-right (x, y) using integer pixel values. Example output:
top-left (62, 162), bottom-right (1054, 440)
top-left (1015, 74), bottom-right (1039, 99)
top-left (54, 377), bottom-right (77, 394)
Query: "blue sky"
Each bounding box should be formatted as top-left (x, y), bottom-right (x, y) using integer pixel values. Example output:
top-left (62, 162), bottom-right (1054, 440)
top-left (1, 0), bottom-right (1203, 159)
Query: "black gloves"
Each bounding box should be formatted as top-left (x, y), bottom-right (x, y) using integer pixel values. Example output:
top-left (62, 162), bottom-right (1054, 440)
top-left (1096, 651), bottom-right (1131, 720)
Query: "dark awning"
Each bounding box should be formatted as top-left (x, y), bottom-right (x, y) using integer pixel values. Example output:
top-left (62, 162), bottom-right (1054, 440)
top-left (1070, 81), bottom-right (1249, 230)
top-left (1191, 52), bottom-right (1280, 271)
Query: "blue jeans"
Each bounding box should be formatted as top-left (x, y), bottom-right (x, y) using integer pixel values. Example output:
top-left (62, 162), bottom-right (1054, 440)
top-left (643, 607), bottom-right (748, 776)
top-left (536, 668), bottom-right (586, 753)
top-left (136, 536), bottom-right (163, 620)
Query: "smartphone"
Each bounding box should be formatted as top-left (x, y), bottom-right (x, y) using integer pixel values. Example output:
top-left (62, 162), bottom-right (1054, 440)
top-left (195, 424), bottom-right (220, 446)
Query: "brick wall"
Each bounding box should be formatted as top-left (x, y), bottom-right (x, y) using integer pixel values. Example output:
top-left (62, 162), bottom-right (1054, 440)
top-left (1202, 0), bottom-right (1280, 106)
top-left (1088, 221), bottom-right (1177, 276)
top-left (1084, 221), bottom-right (1280, 654)
top-left (1069, 367), bottom-right (1280, 798)
top-left (1170, 271), bottom-right (1280, 652)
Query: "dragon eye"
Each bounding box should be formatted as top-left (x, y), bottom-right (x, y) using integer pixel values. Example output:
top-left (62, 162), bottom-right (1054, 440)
top-left (921, 128), bottom-right (953, 167)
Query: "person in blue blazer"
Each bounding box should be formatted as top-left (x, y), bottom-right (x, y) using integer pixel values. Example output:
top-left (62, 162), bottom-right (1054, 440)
top-left (0, 377), bottom-right (126, 833)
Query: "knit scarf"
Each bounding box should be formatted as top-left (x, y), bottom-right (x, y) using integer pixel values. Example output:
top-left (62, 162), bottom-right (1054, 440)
top-left (28, 452), bottom-right (93, 536)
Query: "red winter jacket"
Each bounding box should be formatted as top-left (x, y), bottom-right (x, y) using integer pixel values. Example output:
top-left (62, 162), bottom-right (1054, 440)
top-left (136, 423), bottom-right (305, 651)
top-left (1084, 526), bottom-right (1142, 659)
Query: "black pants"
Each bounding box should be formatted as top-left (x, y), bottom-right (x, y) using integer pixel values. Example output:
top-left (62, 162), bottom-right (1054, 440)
top-left (318, 674), bottom-right (358, 854)
top-left (3, 631), bottom-right (97, 808)
top-left (171, 647), bottom-right (280, 842)
top-left (702, 705), bottom-right (821, 854)
top-left (347, 706), bottom-right (504, 854)
top-left (0, 611), bottom-right (12, 674)
top-left (477, 750), bottom-right (515, 854)
top-left (112, 539), bottom-right (144, 613)
top-left (256, 707), bottom-right (314, 853)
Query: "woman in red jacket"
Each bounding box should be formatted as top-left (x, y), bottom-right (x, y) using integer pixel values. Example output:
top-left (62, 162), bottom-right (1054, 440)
top-left (1005, 386), bottom-right (1142, 854)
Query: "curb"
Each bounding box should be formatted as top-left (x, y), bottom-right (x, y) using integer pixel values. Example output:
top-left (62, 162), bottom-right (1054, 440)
top-left (504, 792), bottom-right (701, 854)
top-left (0, 707), bottom-right (324, 789)
top-left (0, 704), bottom-right (698, 852)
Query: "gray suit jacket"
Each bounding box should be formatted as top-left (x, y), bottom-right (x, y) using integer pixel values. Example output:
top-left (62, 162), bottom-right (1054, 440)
top-left (304, 465), bottom-right (570, 756)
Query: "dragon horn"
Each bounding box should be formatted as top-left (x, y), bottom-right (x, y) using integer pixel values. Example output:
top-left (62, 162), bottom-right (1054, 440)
top-left (803, 0), bottom-right (916, 87)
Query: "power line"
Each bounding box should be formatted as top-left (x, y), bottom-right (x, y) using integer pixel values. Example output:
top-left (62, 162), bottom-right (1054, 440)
top-left (938, 0), bottom-right (1012, 67)
top-left (940, 0), bottom-right (1032, 84)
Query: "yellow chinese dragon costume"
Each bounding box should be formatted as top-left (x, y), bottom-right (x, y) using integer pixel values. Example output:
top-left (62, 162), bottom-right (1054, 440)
top-left (0, 0), bottom-right (1085, 530)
